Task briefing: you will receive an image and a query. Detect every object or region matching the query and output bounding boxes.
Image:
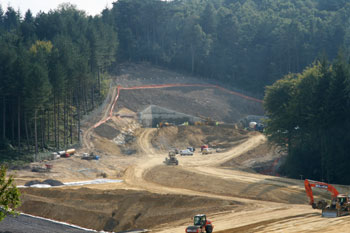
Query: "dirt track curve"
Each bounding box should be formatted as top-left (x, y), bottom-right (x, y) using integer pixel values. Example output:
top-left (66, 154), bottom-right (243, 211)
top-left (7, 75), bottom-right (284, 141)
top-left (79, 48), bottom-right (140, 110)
top-left (126, 128), bottom-right (350, 233)
top-left (77, 80), bottom-right (350, 233)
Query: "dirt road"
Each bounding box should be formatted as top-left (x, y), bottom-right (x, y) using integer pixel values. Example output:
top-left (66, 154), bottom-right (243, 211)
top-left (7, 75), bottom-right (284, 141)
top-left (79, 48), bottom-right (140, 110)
top-left (15, 64), bottom-right (350, 232)
top-left (127, 128), bottom-right (350, 233)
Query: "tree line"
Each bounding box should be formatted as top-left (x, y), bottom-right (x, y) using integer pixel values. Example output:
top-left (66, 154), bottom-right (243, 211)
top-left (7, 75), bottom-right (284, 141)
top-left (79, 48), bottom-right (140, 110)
top-left (264, 55), bottom-right (350, 184)
top-left (0, 4), bottom-right (118, 160)
top-left (106, 0), bottom-right (350, 94)
top-left (2, 0), bottom-right (350, 163)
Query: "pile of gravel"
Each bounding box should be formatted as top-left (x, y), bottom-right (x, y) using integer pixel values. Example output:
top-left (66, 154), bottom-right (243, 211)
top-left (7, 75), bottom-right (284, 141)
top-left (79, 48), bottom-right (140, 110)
top-left (24, 179), bottom-right (64, 187)
top-left (43, 179), bottom-right (64, 186)
top-left (24, 180), bottom-right (42, 187)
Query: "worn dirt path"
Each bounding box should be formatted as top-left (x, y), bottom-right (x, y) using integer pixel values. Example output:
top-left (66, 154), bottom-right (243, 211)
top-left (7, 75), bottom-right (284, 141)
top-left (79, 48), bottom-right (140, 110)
top-left (123, 128), bottom-right (350, 233)
top-left (82, 84), bottom-right (117, 152)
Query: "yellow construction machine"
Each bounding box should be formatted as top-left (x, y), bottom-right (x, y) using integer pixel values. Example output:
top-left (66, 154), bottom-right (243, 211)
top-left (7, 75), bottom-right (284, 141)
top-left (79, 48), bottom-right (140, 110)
top-left (304, 179), bottom-right (350, 217)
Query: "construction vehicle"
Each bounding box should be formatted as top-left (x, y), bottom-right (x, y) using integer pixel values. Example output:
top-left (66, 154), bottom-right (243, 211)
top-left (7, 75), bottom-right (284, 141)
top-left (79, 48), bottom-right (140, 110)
top-left (58, 148), bottom-right (76, 158)
top-left (202, 148), bottom-right (213, 155)
top-left (197, 115), bottom-right (216, 126)
top-left (187, 147), bottom-right (195, 152)
top-left (248, 121), bottom-right (264, 132)
top-left (304, 179), bottom-right (350, 217)
top-left (164, 151), bottom-right (178, 165)
top-left (159, 121), bottom-right (174, 128)
top-left (58, 150), bottom-right (67, 157)
top-left (185, 214), bottom-right (213, 233)
top-left (180, 149), bottom-right (193, 156)
top-left (82, 152), bottom-right (100, 160)
top-left (170, 148), bottom-right (179, 154)
top-left (65, 148), bottom-right (76, 157)
top-left (201, 145), bottom-right (209, 152)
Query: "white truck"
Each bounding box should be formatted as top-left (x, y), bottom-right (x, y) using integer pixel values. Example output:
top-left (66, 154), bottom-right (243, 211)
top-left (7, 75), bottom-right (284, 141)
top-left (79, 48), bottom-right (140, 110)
top-left (180, 149), bottom-right (193, 156)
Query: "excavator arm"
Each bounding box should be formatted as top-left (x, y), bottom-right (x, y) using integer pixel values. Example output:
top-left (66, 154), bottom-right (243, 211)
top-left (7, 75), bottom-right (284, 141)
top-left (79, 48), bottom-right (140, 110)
top-left (304, 179), bottom-right (339, 208)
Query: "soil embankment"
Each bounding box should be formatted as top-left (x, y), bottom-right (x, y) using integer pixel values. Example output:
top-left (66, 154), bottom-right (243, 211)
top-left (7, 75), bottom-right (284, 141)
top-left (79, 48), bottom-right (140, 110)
top-left (19, 188), bottom-right (239, 232)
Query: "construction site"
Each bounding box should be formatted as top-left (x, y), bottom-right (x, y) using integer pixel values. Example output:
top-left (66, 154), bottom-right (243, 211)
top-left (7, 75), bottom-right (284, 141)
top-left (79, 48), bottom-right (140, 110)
top-left (9, 63), bottom-right (350, 232)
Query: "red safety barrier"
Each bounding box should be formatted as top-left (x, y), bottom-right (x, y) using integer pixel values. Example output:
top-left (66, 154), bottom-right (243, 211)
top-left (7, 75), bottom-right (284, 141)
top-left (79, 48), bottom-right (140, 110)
top-left (93, 83), bottom-right (262, 129)
top-left (120, 83), bottom-right (263, 103)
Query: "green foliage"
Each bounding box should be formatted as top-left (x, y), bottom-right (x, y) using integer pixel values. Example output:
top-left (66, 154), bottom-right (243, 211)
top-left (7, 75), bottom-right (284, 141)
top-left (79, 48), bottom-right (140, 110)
top-left (100, 73), bottom-right (112, 99)
top-left (264, 57), bottom-right (350, 184)
top-left (0, 166), bottom-right (21, 222)
top-left (107, 0), bottom-right (350, 94)
top-left (2, 0), bottom-right (350, 173)
top-left (0, 4), bottom-right (118, 158)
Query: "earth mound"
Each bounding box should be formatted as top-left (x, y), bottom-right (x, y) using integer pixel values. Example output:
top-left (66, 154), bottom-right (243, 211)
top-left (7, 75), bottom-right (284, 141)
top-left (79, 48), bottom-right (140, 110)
top-left (151, 125), bottom-right (248, 151)
top-left (19, 188), bottom-right (240, 232)
top-left (24, 179), bottom-right (64, 187)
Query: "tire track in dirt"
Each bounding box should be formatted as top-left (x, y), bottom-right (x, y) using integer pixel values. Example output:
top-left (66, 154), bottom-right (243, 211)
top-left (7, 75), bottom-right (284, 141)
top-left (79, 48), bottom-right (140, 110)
top-left (125, 129), bottom-right (270, 201)
top-left (131, 129), bottom-right (339, 233)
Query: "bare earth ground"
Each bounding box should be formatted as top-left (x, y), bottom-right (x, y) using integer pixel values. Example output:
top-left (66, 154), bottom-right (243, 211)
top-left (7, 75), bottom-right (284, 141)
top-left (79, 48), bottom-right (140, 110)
top-left (10, 63), bottom-right (350, 232)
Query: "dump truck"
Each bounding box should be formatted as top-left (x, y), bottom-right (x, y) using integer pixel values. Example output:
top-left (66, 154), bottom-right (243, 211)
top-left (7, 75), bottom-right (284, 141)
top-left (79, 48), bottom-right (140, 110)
top-left (304, 179), bottom-right (350, 217)
top-left (82, 152), bottom-right (100, 160)
top-left (164, 151), bottom-right (178, 165)
top-left (185, 214), bottom-right (213, 233)
top-left (201, 145), bottom-right (209, 152)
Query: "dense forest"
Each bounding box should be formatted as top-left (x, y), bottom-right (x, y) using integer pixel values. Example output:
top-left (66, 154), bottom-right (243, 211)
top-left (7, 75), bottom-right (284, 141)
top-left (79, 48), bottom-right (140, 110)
top-left (109, 0), bottom-right (350, 93)
top-left (1, 0), bottom-right (350, 179)
top-left (264, 56), bottom-right (350, 184)
top-left (0, 4), bottom-right (118, 160)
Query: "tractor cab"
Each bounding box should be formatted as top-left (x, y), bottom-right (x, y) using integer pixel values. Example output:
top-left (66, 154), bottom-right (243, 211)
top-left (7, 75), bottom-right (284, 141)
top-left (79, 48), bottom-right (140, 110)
top-left (193, 215), bottom-right (206, 226)
top-left (186, 214), bottom-right (213, 233)
top-left (337, 195), bottom-right (348, 203)
top-left (336, 194), bottom-right (350, 208)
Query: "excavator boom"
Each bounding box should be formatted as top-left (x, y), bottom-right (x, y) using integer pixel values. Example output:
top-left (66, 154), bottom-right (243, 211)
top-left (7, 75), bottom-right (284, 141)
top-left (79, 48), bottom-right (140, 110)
top-left (304, 179), bottom-right (344, 218)
top-left (304, 179), bottom-right (339, 206)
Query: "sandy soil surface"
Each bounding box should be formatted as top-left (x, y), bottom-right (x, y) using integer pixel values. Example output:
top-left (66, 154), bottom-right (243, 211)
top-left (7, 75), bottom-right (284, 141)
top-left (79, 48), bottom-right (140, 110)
top-left (150, 125), bottom-right (248, 151)
top-left (11, 63), bottom-right (350, 233)
top-left (117, 87), bottom-right (264, 123)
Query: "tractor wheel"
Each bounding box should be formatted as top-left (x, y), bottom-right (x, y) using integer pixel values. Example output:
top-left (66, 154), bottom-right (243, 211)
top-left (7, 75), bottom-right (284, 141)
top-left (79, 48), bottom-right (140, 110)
top-left (205, 225), bottom-right (213, 233)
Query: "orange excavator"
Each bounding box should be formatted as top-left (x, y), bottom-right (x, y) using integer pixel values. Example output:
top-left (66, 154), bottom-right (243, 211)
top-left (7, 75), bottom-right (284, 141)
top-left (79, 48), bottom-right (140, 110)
top-left (304, 179), bottom-right (350, 217)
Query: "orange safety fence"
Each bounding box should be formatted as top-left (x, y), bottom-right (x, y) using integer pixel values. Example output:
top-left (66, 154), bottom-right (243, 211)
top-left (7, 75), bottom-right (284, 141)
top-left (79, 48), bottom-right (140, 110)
top-left (93, 83), bottom-right (263, 129)
top-left (93, 85), bottom-right (121, 128)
